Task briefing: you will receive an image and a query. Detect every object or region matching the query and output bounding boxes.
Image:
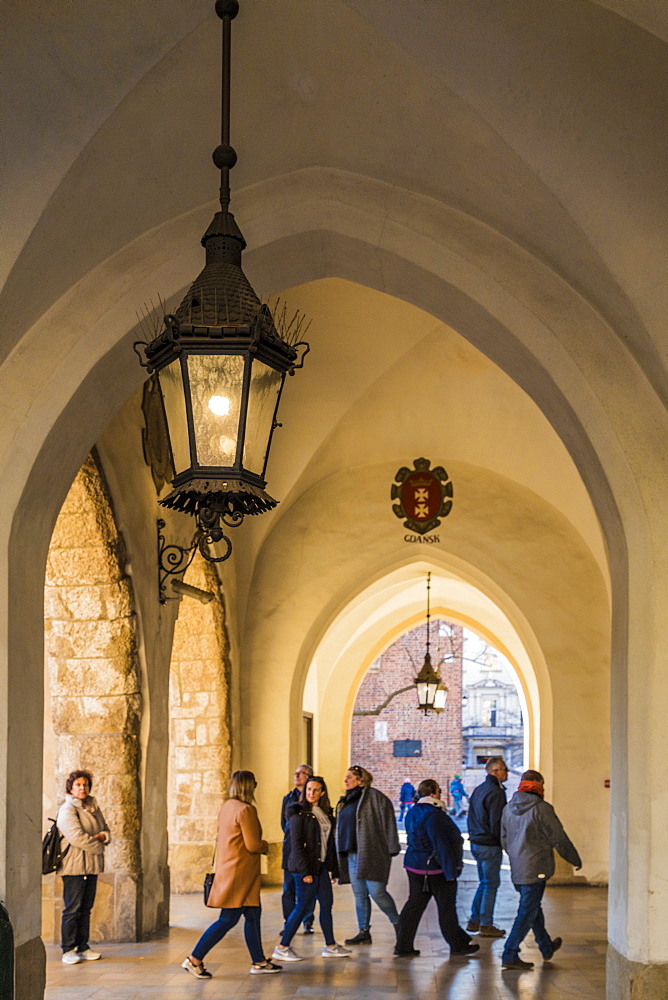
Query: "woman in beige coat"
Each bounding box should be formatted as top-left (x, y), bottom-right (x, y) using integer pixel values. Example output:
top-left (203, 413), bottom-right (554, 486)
top-left (56, 769), bottom-right (110, 965)
top-left (181, 770), bottom-right (281, 978)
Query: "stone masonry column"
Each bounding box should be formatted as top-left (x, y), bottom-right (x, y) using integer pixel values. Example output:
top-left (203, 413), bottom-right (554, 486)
top-left (44, 454), bottom-right (142, 941)
top-left (168, 556), bottom-right (231, 893)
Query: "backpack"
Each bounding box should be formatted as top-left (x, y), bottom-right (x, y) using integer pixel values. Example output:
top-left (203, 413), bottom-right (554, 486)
top-left (42, 818), bottom-right (69, 875)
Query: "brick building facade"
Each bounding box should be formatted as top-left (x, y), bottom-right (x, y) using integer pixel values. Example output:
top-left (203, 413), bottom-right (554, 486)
top-left (350, 621), bottom-right (463, 809)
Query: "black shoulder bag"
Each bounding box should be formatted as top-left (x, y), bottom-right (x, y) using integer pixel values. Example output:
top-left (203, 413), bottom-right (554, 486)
top-left (203, 844), bottom-right (217, 905)
top-left (42, 818), bottom-right (69, 875)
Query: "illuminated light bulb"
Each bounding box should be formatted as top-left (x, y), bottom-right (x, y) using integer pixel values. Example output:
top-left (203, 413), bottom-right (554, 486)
top-left (208, 395), bottom-right (230, 416)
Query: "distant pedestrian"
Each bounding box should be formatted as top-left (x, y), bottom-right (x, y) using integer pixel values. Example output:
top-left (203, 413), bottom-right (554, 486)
top-left (336, 765), bottom-right (400, 945)
top-left (281, 765), bottom-right (315, 934)
top-left (449, 774), bottom-right (469, 817)
top-left (395, 779), bottom-right (479, 958)
top-left (398, 781), bottom-right (416, 822)
top-left (467, 757), bottom-right (508, 938)
top-left (500, 769), bottom-right (582, 971)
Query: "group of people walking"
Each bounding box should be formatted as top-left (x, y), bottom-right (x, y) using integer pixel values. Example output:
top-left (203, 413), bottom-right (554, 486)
top-left (53, 757), bottom-right (580, 978)
top-left (466, 757), bottom-right (582, 969)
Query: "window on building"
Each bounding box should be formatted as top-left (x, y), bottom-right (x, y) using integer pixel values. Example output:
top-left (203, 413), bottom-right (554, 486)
top-left (482, 699), bottom-right (498, 727)
top-left (374, 720), bottom-right (388, 741)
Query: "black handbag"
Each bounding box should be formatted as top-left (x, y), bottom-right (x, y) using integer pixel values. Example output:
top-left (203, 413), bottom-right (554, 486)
top-left (203, 845), bottom-right (216, 905)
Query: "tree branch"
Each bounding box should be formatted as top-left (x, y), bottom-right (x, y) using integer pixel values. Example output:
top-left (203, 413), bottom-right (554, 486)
top-left (353, 684), bottom-right (416, 716)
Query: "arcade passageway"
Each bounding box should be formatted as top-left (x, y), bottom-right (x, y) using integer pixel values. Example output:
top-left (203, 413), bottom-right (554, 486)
top-left (43, 855), bottom-right (607, 999)
top-left (3, 3), bottom-right (668, 999)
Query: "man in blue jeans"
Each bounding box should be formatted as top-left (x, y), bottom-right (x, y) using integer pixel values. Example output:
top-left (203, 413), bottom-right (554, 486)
top-left (500, 769), bottom-right (582, 971)
top-left (466, 757), bottom-right (508, 938)
top-left (281, 765), bottom-right (315, 933)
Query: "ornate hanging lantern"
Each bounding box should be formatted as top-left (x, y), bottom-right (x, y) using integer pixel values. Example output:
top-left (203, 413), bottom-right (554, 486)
top-left (135, 0), bottom-right (309, 562)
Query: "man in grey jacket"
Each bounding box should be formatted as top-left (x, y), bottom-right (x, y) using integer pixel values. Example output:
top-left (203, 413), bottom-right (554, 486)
top-left (500, 769), bottom-right (581, 970)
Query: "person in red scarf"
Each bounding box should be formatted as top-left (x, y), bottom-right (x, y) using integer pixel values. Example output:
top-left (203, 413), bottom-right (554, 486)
top-left (500, 769), bottom-right (581, 971)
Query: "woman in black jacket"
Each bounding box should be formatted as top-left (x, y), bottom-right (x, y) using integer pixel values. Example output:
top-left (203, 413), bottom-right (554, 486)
top-left (273, 777), bottom-right (351, 962)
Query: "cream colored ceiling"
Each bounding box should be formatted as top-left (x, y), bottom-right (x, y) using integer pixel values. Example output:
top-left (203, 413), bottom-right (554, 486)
top-left (2, 0), bottom-right (667, 392)
top-left (2, 0), bottom-right (664, 620)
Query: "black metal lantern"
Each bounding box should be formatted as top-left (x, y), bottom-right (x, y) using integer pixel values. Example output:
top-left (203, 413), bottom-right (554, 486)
top-left (414, 573), bottom-right (448, 714)
top-left (134, 0), bottom-right (309, 562)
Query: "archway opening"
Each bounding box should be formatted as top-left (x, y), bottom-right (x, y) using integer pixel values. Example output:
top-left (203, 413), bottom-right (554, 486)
top-left (302, 560), bottom-right (546, 805)
top-left (347, 618), bottom-right (527, 823)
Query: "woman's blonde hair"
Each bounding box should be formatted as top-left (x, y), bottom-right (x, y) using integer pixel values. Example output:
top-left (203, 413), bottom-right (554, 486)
top-left (348, 764), bottom-right (373, 787)
top-left (228, 770), bottom-right (257, 804)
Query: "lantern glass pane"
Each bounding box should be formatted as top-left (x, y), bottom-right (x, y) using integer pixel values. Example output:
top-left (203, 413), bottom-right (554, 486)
top-left (434, 686), bottom-right (448, 711)
top-left (426, 679), bottom-right (438, 705)
top-left (188, 354), bottom-right (245, 467)
top-left (158, 360), bottom-right (190, 475)
top-left (416, 681), bottom-right (428, 708)
top-left (243, 361), bottom-right (283, 476)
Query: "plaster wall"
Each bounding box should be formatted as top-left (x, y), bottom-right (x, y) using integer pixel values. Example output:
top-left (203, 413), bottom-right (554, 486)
top-left (242, 461), bottom-right (610, 887)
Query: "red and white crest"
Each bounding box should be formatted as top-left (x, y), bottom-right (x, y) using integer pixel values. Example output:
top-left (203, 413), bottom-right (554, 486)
top-left (391, 458), bottom-right (453, 535)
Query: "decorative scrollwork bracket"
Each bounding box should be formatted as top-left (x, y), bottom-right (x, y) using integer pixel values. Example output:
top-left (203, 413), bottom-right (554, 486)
top-left (158, 519), bottom-right (199, 604)
top-left (157, 508), bottom-right (241, 603)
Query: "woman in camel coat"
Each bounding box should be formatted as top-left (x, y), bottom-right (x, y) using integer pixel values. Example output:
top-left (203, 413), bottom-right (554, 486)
top-left (181, 770), bottom-right (281, 978)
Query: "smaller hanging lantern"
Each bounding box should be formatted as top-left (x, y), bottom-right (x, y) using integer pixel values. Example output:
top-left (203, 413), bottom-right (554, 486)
top-left (414, 572), bottom-right (448, 714)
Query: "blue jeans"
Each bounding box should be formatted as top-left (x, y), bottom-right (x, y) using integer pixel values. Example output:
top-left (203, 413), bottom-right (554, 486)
top-left (282, 868), bottom-right (315, 927)
top-left (192, 906), bottom-right (264, 965)
top-left (347, 852), bottom-right (399, 931)
top-left (469, 844), bottom-right (502, 926)
top-left (502, 882), bottom-right (554, 963)
top-left (281, 863), bottom-right (334, 946)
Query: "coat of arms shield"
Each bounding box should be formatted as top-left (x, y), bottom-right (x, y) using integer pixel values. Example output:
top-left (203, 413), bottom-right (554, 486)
top-left (391, 457), bottom-right (453, 535)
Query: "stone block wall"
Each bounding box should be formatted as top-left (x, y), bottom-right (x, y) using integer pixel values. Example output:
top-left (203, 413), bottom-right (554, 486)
top-left (44, 453), bottom-right (142, 941)
top-left (168, 556), bottom-right (231, 893)
top-left (350, 621), bottom-right (463, 807)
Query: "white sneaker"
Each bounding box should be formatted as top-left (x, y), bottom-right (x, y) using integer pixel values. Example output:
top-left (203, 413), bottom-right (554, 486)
top-left (78, 949), bottom-right (101, 961)
top-left (272, 945), bottom-right (304, 962)
top-left (62, 950), bottom-right (82, 965)
top-left (322, 943), bottom-right (352, 958)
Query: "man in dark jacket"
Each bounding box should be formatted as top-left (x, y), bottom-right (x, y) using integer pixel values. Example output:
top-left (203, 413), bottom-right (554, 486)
top-left (466, 757), bottom-right (508, 937)
top-left (281, 764), bottom-right (314, 933)
top-left (500, 769), bottom-right (582, 971)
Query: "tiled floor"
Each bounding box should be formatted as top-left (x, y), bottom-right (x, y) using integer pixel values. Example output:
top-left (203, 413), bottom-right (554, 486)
top-left (45, 852), bottom-right (607, 999)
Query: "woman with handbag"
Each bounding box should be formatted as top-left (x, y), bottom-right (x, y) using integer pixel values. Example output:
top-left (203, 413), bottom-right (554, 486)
top-left (181, 770), bottom-right (281, 978)
top-left (56, 769), bottom-right (110, 965)
top-left (272, 776), bottom-right (351, 962)
top-left (394, 779), bottom-right (478, 957)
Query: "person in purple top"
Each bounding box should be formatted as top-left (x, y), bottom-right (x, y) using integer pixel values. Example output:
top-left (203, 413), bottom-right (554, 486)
top-left (394, 779), bottom-right (479, 958)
